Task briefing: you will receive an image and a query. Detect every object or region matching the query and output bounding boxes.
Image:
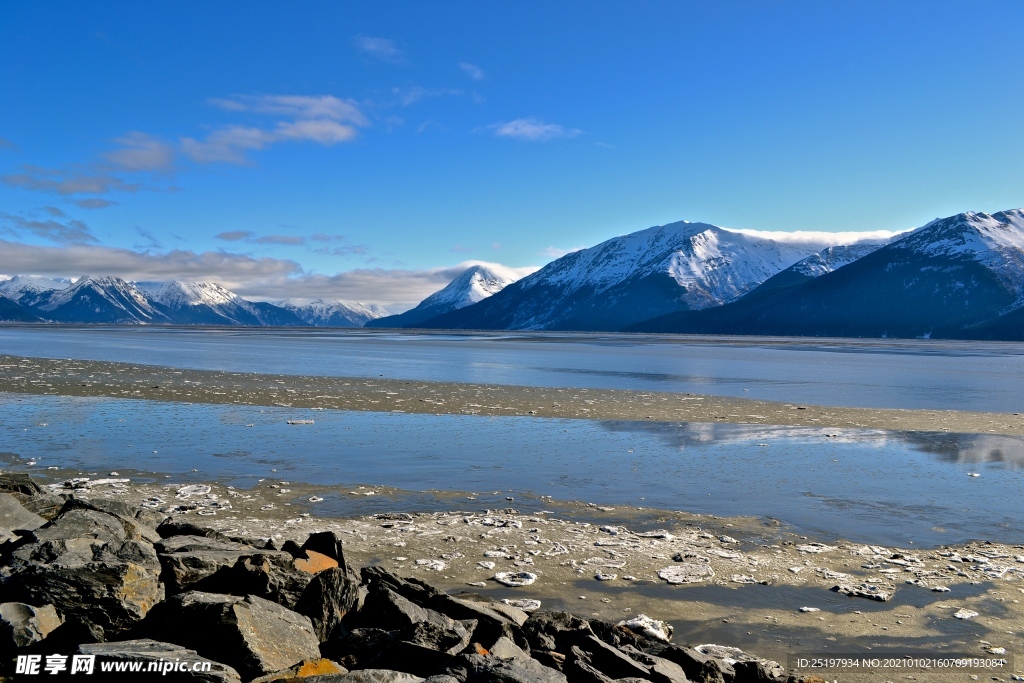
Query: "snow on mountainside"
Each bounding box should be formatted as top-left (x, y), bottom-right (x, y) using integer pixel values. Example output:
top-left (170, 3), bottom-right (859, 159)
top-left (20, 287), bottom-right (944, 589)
top-left (33, 275), bottom-right (171, 323)
top-left (278, 299), bottom-right (389, 327)
top-left (419, 264), bottom-right (523, 310)
top-left (367, 263), bottom-right (526, 328)
top-left (893, 209), bottom-right (1024, 305)
top-left (789, 242), bottom-right (890, 278)
top-left (423, 221), bottom-right (883, 331)
top-left (0, 275), bottom-right (74, 306)
top-left (140, 281), bottom-right (246, 309)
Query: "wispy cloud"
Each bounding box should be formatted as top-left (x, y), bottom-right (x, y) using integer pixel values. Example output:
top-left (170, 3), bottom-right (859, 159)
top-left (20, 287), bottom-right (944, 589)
top-left (721, 228), bottom-right (905, 245)
top-left (0, 137), bottom-right (17, 151)
top-left (541, 245), bottom-right (586, 258)
top-left (73, 198), bottom-right (118, 209)
top-left (352, 35), bottom-right (405, 64)
top-left (449, 244), bottom-right (472, 253)
top-left (1, 211), bottom-right (98, 244)
top-left (214, 230), bottom-right (305, 246)
top-left (391, 86), bottom-right (462, 107)
top-left (104, 132), bottom-right (175, 172)
top-left (489, 118), bottom-right (583, 142)
top-left (134, 226), bottom-right (163, 250)
top-left (182, 95), bottom-right (368, 164)
top-left (459, 62), bottom-right (485, 80)
top-left (1, 164), bottom-right (143, 196)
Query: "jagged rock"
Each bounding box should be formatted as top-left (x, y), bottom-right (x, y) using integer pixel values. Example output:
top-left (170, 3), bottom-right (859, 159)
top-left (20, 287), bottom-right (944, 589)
top-left (322, 628), bottom-right (398, 669)
top-left (356, 584), bottom-right (474, 643)
top-left (428, 594), bottom-right (529, 651)
top-left (29, 508), bottom-right (127, 544)
top-left (522, 611), bottom-right (594, 654)
top-left (570, 636), bottom-right (650, 679)
top-left (618, 645), bottom-right (689, 683)
top-left (646, 644), bottom-right (731, 683)
top-left (302, 531), bottom-right (351, 565)
top-left (157, 536), bottom-right (313, 608)
top-left (78, 639), bottom-right (241, 682)
top-left (58, 496), bottom-right (164, 542)
top-left (251, 658), bottom-right (348, 682)
top-left (693, 644), bottom-right (785, 681)
top-left (0, 493), bottom-right (45, 532)
top-left (0, 602), bottom-right (61, 651)
top-left (0, 536), bottom-right (163, 639)
top-left (311, 671), bottom-right (425, 683)
top-left (361, 566), bottom-right (441, 605)
top-left (586, 619), bottom-right (652, 651)
top-left (0, 474), bottom-right (40, 496)
top-left (463, 653), bottom-right (569, 683)
top-left (564, 651), bottom-right (614, 683)
top-left (487, 636), bottom-right (529, 660)
top-left (17, 493), bottom-right (69, 521)
top-left (295, 566), bottom-right (360, 641)
top-left (146, 592), bottom-right (321, 680)
top-left (733, 659), bottom-right (779, 682)
top-left (156, 519), bottom-right (236, 542)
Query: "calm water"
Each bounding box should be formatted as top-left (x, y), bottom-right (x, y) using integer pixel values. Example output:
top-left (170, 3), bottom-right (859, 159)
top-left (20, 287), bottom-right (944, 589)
top-left (3, 393), bottom-right (1022, 546)
top-left (0, 326), bottom-right (1023, 411)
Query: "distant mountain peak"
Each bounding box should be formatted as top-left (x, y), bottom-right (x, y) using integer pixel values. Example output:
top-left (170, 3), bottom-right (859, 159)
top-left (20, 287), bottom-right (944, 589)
top-left (277, 298), bottom-right (389, 327)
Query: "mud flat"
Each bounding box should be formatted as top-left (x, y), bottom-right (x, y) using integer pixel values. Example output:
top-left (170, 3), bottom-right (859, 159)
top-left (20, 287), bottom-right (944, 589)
top-left (14, 474), bottom-right (1020, 682)
top-left (2, 353), bottom-right (1023, 435)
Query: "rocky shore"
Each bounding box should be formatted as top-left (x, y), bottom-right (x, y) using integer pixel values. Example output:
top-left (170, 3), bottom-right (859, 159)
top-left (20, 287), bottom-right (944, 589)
top-left (0, 472), bottom-right (808, 683)
top-left (2, 473), bottom-right (1023, 682)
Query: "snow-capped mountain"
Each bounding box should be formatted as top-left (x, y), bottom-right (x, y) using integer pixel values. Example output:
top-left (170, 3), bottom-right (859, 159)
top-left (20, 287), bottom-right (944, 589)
top-left (367, 263), bottom-right (523, 328)
top-left (0, 275), bottom-right (74, 307)
top-left (278, 299), bottom-right (389, 327)
top-left (418, 221), bottom-right (853, 331)
top-left (746, 242), bottom-right (891, 297)
top-left (31, 276), bottom-right (173, 324)
top-left (136, 280), bottom-right (274, 326)
top-left (631, 210), bottom-right (1024, 339)
top-left (0, 292), bottom-right (41, 322)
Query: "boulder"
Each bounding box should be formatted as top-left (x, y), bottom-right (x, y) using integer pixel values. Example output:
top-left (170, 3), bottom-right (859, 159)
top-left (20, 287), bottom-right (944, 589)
top-left (146, 591), bottom-right (321, 680)
top-left (522, 611), bottom-right (594, 654)
top-left (307, 671), bottom-right (425, 683)
top-left (427, 594), bottom-right (529, 651)
top-left (58, 496), bottom-right (164, 542)
top-left (78, 639), bottom-right (241, 682)
top-left (0, 537), bottom-right (163, 639)
top-left (0, 493), bottom-right (45, 532)
top-left (321, 628), bottom-right (397, 670)
top-left (29, 508), bottom-right (127, 544)
top-left (251, 658), bottom-right (348, 682)
top-left (0, 602), bottom-right (61, 651)
top-left (647, 644), bottom-right (730, 683)
top-left (462, 653), bottom-right (569, 683)
top-left (0, 474), bottom-right (40, 496)
top-left (294, 566), bottom-right (360, 641)
top-left (356, 584), bottom-right (472, 641)
top-left (569, 637), bottom-right (650, 679)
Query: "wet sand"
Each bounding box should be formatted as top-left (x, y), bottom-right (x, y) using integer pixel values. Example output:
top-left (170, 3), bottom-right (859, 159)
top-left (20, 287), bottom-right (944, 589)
top-left (42, 475), bottom-right (1024, 683)
top-left (2, 353), bottom-right (1023, 436)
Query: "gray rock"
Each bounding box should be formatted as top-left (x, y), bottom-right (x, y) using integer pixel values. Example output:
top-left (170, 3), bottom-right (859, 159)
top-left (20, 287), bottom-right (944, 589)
top-left (0, 537), bottom-right (163, 639)
top-left (423, 677), bottom-right (463, 683)
top-left (157, 519), bottom-right (235, 542)
top-left (29, 508), bottom-right (127, 544)
top-left (570, 636), bottom-right (650, 679)
top-left (0, 493), bottom-right (45, 532)
top-left (487, 636), bottom-right (530, 660)
top-left (16, 493), bottom-right (66, 521)
top-left (0, 474), bottom-right (40, 496)
top-left (357, 584), bottom-right (471, 641)
top-left (79, 639), bottom-right (241, 682)
top-left (618, 644), bottom-right (689, 683)
top-left (58, 496), bottom-right (164, 542)
top-left (361, 566), bottom-right (441, 605)
top-left (0, 602), bottom-right (62, 650)
top-left (294, 565), bottom-right (360, 641)
top-left (320, 670), bottom-right (425, 683)
top-left (147, 591), bottom-right (321, 680)
top-left (522, 611), bottom-right (594, 654)
top-left (321, 628), bottom-right (397, 670)
top-left (463, 653), bottom-right (569, 683)
top-left (646, 644), bottom-right (730, 683)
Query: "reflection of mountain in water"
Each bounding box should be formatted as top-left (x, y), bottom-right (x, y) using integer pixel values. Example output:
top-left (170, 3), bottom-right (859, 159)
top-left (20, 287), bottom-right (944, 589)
top-left (597, 420), bottom-right (1024, 468)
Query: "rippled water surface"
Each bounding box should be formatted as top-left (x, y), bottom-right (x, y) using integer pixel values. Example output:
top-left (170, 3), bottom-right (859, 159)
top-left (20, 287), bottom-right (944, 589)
top-left (0, 326), bottom-right (1023, 410)
top-left (3, 394), bottom-right (1022, 546)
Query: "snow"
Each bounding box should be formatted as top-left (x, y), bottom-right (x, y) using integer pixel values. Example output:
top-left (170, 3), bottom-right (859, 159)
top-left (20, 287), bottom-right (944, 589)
top-left (789, 242), bottom-right (890, 278)
top-left (518, 221), bottom-right (847, 309)
top-left (278, 298), bottom-right (390, 326)
top-left (417, 263), bottom-right (524, 311)
top-left (36, 275), bottom-right (164, 319)
top-left (0, 275), bottom-right (73, 303)
top-left (893, 209), bottom-right (1024, 302)
top-left (139, 281), bottom-right (245, 309)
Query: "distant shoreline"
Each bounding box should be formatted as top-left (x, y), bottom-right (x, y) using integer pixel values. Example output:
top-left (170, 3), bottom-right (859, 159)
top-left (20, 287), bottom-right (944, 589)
top-left (2, 352), bottom-right (1022, 436)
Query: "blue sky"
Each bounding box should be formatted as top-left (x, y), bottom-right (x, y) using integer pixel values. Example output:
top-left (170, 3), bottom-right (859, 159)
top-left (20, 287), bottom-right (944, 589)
top-left (2, 1), bottom-right (1023, 307)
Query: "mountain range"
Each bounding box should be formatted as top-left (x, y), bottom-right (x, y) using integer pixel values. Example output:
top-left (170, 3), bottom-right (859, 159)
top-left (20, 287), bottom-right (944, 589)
top-left (3, 209), bottom-right (1024, 340)
top-left (0, 275), bottom-right (389, 327)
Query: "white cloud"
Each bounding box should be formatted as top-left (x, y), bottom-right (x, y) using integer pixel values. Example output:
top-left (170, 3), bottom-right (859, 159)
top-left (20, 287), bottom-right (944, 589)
top-left (104, 132), bottom-right (175, 172)
top-left (182, 94), bottom-right (368, 164)
top-left (1, 211), bottom-right (98, 244)
top-left (391, 86), bottom-right (462, 107)
top-left (490, 118), bottom-right (583, 142)
top-left (0, 239), bottom-right (538, 308)
top-left (352, 35), bottom-right (405, 63)
top-left (541, 245), bottom-right (586, 258)
top-left (459, 62), bottom-right (485, 80)
top-left (721, 227), bottom-right (907, 245)
top-left (1, 164), bottom-right (143, 196)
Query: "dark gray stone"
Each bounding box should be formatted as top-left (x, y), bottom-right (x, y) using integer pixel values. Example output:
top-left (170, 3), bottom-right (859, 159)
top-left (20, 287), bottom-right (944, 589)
top-left (0, 602), bottom-right (61, 651)
top-left (58, 496), bottom-right (164, 542)
top-left (647, 644), bottom-right (730, 683)
top-left (29, 508), bottom-right (127, 544)
top-left (0, 474), bottom-right (40, 496)
top-left (571, 636), bottom-right (650, 679)
top-left (0, 493), bottom-right (45, 532)
top-left (522, 611), bottom-right (594, 654)
top-left (79, 639), bottom-right (241, 682)
top-left (321, 628), bottom-right (397, 670)
top-left (146, 591), bottom-right (321, 680)
top-left (295, 565), bottom-right (361, 642)
top-left (618, 644), bottom-right (690, 683)
top-left (463, 653), bottom-right (569, 683)
top-left (0, 537), bottom-right (163, 639)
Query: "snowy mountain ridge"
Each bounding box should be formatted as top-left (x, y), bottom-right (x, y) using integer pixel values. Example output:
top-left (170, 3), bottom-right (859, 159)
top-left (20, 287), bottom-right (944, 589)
top-left (419, 263), bottom-right (524, 310)
top-left (0, 275), bottom-right (74, 306)
top-left (277, 298), bottom-right (390, 327)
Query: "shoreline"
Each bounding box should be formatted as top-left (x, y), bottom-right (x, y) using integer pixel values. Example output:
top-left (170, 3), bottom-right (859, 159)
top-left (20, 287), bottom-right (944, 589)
top-left (2, 353), bottom-right (1023, 436)
top-left (16, 472), bottom-right (1022, 679)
